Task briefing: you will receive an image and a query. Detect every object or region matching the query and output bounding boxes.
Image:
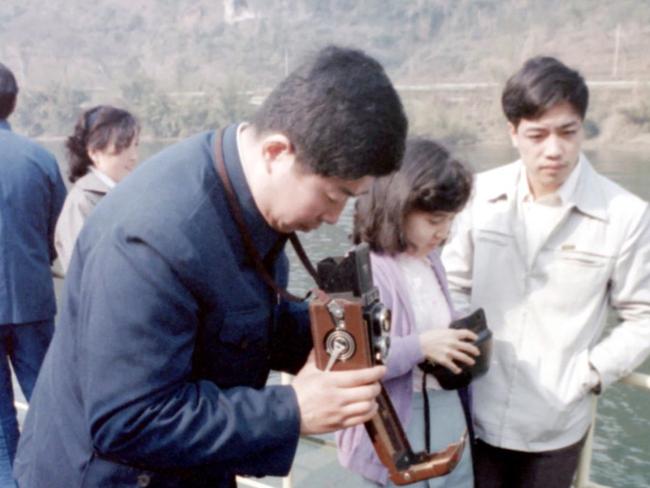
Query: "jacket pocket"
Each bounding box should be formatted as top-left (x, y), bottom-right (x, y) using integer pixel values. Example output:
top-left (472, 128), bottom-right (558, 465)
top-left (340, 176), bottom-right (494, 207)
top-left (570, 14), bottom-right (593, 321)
top-left (81, 453), bottom-right (159, 487)
top-left (555, 248), bottom-right (612, 268)
top-left (206, 307), bottom-right (271, 387)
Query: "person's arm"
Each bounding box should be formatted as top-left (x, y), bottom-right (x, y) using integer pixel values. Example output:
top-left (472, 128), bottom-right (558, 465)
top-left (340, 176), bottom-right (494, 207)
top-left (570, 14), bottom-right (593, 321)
top-left (374, 256), bottom-right (478, 380)
top-left (366, 259), bottom-right (424, 380)
top-left (48, 158), bottom-right (67, 264)
top-left (441, 199), bottom-right (475, 315)
top-left (55, 189), bottom-right (98, 273)
top-left (588, 206), bottom-right (650, 390)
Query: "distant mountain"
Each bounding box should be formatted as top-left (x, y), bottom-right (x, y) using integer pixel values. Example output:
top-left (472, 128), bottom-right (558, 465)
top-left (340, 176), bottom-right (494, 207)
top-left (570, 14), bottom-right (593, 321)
top-left (2, 0), bottom-right (649, 144)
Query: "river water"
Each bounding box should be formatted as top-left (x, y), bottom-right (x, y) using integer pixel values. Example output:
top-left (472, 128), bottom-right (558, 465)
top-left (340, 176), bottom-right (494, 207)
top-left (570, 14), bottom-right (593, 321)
top-left (43, 140), bottom-right (649, 487)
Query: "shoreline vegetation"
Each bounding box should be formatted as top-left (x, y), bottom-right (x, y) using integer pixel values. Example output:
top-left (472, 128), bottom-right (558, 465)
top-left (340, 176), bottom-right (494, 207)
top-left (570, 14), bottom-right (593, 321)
top-left (23, 82), bottom-right (650, 150)
top-left (3, 1), bottom-right (650, 149)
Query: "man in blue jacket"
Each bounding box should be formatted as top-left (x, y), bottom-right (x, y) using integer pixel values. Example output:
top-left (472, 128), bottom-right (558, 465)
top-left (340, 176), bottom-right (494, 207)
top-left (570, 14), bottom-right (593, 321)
top-left (0, 62), bottom-right (66, 487)
top-left (14, 46), bottom-right (408, 487)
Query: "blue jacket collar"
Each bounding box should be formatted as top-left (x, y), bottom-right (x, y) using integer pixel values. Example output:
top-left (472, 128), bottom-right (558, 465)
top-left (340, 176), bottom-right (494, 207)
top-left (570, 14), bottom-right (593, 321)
top-left (219, 124), bottom-right (281, 258)
top-left (0, 119), bottom-right (11, 131)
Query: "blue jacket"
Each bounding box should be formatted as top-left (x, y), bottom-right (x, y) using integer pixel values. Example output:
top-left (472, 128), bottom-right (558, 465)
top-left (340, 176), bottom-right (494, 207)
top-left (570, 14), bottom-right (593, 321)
top-left (14, 125), bottom-right (312, 487)
top-left (0, 119), bottom-right (66, 325)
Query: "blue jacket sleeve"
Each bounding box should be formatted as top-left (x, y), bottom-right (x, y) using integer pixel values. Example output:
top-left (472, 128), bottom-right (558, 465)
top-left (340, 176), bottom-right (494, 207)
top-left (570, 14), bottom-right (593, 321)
top-left (78, 231), bottom-right (301, 476)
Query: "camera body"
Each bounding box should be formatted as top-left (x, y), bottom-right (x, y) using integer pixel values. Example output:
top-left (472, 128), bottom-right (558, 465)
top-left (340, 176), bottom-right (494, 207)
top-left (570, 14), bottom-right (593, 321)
top-left (310, 243), bottom-right (391, 371)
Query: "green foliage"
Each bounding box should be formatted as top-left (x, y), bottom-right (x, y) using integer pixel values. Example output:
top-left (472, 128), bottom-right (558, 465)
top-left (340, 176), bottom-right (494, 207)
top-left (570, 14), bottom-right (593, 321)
top-left (3, 0), bottom-right (650, 144)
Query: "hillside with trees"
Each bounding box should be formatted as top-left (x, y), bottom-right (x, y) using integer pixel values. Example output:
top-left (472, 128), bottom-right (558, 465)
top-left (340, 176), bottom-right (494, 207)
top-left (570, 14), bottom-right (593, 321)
top-left (1, 0), bottom-right (649, 145)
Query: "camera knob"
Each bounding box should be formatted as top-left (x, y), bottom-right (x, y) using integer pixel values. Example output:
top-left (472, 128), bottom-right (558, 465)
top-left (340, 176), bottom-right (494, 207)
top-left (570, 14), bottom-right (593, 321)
top-left (325, 329), bottom-right (356, 362)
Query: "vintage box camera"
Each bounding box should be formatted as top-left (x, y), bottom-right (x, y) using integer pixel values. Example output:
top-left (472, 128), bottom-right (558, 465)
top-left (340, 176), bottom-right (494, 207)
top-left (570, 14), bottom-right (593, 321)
top-left (310, 243), bottom-right (391, 371)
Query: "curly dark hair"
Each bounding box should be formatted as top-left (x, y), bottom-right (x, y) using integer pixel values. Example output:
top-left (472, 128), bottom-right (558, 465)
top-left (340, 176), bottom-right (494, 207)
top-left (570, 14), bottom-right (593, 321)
top-left (353, 138), bottom-right (473, 255)
top-left (253, 45), bottom-right (407, 180)
top-left (66, 105), bottom-right (139, 183)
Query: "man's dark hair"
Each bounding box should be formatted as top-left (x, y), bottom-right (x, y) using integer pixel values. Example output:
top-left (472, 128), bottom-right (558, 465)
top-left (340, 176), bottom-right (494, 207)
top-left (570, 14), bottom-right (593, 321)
top-left (502, 56), bottom-right (589, 127)
top-left (353, 138), bottom-right (473, 255)
top-left (0, 62), bottom-right (19, 120)
top-left (253, 45), bottom-right (407, 179)
top-left (66, 105), bottom-right (140, 183)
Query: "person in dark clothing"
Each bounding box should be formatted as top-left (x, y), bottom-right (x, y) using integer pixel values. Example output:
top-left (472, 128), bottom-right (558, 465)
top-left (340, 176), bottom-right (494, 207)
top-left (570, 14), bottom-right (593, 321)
top-left (0, 62), bottom-right (66, 488)
top-left (13, 45), bottom-right (408, 487)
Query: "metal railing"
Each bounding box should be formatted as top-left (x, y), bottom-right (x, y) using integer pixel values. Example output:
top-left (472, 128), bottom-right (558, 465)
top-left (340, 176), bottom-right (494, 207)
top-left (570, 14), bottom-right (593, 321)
top-left (237, 370), bottom-right (650, 488)
top-left (15, 371), bottom-right (649, 488)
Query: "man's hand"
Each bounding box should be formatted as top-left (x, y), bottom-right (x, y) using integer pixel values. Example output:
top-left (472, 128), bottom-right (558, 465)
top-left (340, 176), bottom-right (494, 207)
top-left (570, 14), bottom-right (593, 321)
top-left (292, 351), bottom-right (386, 435)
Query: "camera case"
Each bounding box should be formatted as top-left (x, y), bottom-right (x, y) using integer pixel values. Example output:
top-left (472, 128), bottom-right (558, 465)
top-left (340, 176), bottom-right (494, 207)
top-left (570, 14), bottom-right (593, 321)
top-left (419, 308), bottom-right (492, 390)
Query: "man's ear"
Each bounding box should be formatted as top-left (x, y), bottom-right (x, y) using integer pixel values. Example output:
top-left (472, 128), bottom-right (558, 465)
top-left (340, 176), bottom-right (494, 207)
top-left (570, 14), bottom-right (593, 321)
top-left (508, 122), bottom-right (519, 148)
top-left (261, 134), bottom-right (294, 174)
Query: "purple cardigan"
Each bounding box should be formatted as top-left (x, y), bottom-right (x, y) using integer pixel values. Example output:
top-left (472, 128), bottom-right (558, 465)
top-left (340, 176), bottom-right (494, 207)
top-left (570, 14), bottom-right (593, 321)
top-left (335, 250), bottom-right (471, 485)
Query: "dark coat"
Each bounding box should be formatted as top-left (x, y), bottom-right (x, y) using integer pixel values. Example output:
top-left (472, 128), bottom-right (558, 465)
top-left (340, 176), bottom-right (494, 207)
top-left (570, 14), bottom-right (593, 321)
top-left (0, 119), bottom-right (66, 325)
top-left (14, 125), bottom-right (312, 487)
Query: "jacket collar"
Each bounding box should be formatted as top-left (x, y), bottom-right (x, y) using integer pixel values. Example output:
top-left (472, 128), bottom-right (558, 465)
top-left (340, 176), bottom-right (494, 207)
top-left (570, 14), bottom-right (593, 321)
top-left (569, 155), bottom-right (608, 222)
top-left (219, 123), bottom-right (281, 259)
top-left (0, 119), bottom-right (10, 131)
top-left (75, 171), bottom-right (111, 194)
top-left (484, 154), bottom-right (608, 222)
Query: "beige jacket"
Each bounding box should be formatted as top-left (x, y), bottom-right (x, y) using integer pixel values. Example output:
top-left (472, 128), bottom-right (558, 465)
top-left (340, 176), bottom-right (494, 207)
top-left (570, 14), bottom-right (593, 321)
top-left (55, 171), bottom-right (110, 273)
top-left (442, 155), bottom-right (650, 451)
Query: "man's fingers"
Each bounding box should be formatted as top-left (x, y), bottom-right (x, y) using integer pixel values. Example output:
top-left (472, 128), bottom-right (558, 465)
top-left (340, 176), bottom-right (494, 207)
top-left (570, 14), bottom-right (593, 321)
top-left (339, 403), bottom-right (379, 428)
top-left (335, 382), bottom-right (382, 406)
top-left (328, 365), bottom-right (386, 387)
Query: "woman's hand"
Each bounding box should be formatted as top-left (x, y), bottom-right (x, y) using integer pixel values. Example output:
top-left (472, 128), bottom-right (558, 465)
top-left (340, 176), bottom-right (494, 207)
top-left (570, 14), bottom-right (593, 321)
top-left (419, 329), bottom-right (480, 374)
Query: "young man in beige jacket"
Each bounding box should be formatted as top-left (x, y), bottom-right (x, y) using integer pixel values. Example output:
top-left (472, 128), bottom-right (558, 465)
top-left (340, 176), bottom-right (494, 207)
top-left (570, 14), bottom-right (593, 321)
top-left (442, 56), bottom-right (650, 488)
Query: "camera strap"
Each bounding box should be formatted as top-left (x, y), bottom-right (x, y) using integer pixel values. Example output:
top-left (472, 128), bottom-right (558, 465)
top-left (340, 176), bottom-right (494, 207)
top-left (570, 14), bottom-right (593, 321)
top-left (421, 373), bottom-right (433, 453)
top-left (214, 128), bottom-right (320, 303)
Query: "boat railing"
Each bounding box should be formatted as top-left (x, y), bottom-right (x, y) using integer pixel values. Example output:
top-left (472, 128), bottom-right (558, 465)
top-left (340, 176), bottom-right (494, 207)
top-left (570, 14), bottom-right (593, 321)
top-left (238, 370), bottom-right (650, 488)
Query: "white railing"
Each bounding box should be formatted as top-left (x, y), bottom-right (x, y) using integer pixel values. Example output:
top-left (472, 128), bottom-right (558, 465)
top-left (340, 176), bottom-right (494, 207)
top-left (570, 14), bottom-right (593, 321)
top-left (574, 372), bottom-right (650, 488)
top-left (238, 370), bottom-right (650, 488)
top-left (15, 371), bottom-right (648, 488)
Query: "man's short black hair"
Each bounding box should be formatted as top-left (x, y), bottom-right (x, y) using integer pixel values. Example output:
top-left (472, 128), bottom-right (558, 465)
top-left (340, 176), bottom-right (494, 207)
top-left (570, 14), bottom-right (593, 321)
top-left (502, 56), bottom-right (588, 127)
top-left (253, 45), bottom-right (407, 179)
top-left (0, 62), bottom-right (19, 120)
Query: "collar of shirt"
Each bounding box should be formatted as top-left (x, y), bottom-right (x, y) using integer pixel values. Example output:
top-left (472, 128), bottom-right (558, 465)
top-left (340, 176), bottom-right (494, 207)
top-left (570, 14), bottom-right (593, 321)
top-left (485, 155), bottom-right (608, 222)
top-left (0, 119), bottom-right (11, 131)
top-left (517, 157), bottom-right (583, 207)
top-left (220, 123), bottom-right (282, 260)
top-left (89, 166), bottom-right (117, 189)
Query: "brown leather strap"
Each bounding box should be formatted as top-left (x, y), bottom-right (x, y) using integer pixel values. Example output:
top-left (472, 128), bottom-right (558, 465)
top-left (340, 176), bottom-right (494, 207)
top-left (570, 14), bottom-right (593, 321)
top-left (213, 128), bottom-right (319, 302)
top-left (289, 233), bottom-right (320, 283)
